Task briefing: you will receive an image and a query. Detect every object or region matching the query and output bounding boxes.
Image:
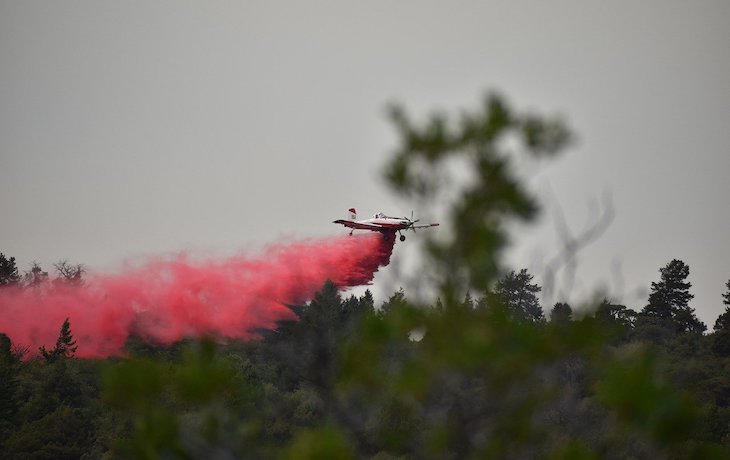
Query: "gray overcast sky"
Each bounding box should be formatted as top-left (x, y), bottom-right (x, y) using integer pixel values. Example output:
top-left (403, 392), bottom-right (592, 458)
top-left (1, 1), bottom-right (729, 325)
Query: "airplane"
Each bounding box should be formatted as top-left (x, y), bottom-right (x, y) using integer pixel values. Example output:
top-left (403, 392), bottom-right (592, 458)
top-left (333, 208), bottom-right (439, 241)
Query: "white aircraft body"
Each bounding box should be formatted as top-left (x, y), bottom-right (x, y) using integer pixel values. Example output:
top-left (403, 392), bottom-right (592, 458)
top-left (333, 208), bottom-right (439, 241)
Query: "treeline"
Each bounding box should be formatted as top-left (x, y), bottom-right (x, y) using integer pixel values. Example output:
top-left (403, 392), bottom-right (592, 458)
top-left (2, 251), bottom-right (730, 458)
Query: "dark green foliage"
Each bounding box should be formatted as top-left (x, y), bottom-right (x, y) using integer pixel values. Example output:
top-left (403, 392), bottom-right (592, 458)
top-left (550, 302), bottom-right (573, 323)
top-left (493, 268), bottom-right (544, 322)
top-left (0, 333), bottom-right (20, 444)
top-left (0, 337), bottom-right (105, 459)
top-left (282, 425), bottom-right (355, 460)
top-left (716, 309), bottom-right (730, 333)
top-left (102, 339), bottom-right (239, 459)
top-left (712, 330), bottom-right (730, 357)
top-left (0, 253), bottom-right (20, 286)
top-left (379, 288), bottom-right (407, 317)
top-left (384, 93), bottom-right (571, 300)
top-left (595, 299), bottom-right (635, 325)
top-left (3, 405), bottom-right (90, 460)
top-left (39, 318), bottom-right (78, 363)
top-left (594, 299), bottom-right (637, 343)
top-left (715, 281), bottom-right (730, 332)
top-left (713, 282), bottom-right (730, 356)
top-left (288, 280), bottom-right (343, 393)
top-left (640, 259), bottom-right (705, 334)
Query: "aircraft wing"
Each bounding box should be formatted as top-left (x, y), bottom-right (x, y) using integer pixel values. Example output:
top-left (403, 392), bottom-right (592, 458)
top-left (333, 219), bottom-right (388, 231)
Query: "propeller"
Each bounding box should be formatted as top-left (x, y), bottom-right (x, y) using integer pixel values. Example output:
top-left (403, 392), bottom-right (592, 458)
top-left (407, 210), bottom-right (420, 232)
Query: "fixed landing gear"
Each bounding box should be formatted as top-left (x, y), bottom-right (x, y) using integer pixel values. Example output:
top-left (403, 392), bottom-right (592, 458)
top-left (399, 235), bottom-right (406, 242)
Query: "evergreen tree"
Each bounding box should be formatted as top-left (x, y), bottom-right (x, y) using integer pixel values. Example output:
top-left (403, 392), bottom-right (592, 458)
top-left (380, 288), bottom-right (407, 317)
top-left (595, 299), bottom-right (636, 330)
top-left (340, 290), bottom-right (375, 326)
top-left (594, 299), bottom-right (636, 343)
top-left (712, 280), bottom-right (730, 356)
top-left (640, 259), bottom-right (705, 334)
top-left (714, 311), bottom-right (730, 333)
top-left (22, 262), bottom-right (48, 287)
top-left (549, 302), bottom-right (572, 323)
top-left (493, 268), bottom-right (544, 322)
top-left (716, 281), bottom-right (730, 332)
top-left (0, 333), bottom-right (20, 439)
top-left (292, 281), bottom-right (344, 393)
top-left (0, 253), bottom-right (20, 286)
top-left (462, 292), bottom-right (475, 309)
top-left (40, 318), bottom-right (78, 363)
top-left (359, 289), bottom-right (375, 313)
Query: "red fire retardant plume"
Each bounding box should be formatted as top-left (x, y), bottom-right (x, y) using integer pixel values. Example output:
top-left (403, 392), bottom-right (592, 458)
top-left (0, 234), bottom-right (395, 358)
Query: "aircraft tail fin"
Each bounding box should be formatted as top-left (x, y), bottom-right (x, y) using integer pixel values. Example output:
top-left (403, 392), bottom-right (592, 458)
top-left (348, 208), bottom-right (357, 220)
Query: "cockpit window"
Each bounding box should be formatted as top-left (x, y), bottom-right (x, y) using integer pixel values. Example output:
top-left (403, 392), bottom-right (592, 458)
top-left (375, 213), bottom-right (385, 218)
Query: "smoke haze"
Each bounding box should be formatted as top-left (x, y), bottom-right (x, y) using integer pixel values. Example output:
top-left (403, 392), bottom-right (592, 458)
top-left (0, 233), bottom-right (395, 358)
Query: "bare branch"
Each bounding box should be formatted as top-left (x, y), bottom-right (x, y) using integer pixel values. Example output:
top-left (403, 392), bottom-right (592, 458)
top-left (542, 190), bottom-right (614, 306)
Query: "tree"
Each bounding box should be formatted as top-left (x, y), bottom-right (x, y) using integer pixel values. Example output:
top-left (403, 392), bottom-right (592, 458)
top-left (380, 288), bottom-right (407, 318)
top-left (715, 311), bottom-right (730, 333)
top-left (52, 260), bottom-right (85, 286)
top-left (340, 289), bottom-right (375, 333)
top-left (0, 253), bottom-right (20, 286)
top-left (22, 262), bottom-right (48, 287)
top-left (3, 406), bottom-right (90, 460)
top-left (40, 318), bottom-right (78, 362)
top-left (640, 259), bottom-right (705, 334)
top-left (593, 299), bottom-right (636, 343)
top-left (385, 94), bottom-right (570, 301)
top-left (0, 333), bottom-right (20, 441)
top-left (595, 299), bottom-right (636, 329)
top-left (715, 281), bottom-right (730, 332)
top-left (549, 302), bottom-right (572, 323)
top-left (712, 280), bottom-right (730, 356)
top-left (493, 268), bottom-right (544, 322)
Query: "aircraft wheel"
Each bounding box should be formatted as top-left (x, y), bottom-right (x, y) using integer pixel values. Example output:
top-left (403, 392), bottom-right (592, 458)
top-left (399, 235), bottom-right (406, 242)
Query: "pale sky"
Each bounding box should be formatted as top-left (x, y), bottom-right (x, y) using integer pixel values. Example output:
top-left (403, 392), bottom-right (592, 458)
top-left (1, 1), bottom-right (729, 325)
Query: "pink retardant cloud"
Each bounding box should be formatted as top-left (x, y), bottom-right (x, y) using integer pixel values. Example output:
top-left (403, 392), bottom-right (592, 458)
top-left (0, 233), bottom-right (395, 358)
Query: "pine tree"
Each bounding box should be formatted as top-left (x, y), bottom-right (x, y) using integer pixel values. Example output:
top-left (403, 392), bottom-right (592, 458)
top-left (380, 288), bottom-right (407, 317)
top-left (39, 318), bottom-right (78, 362)
top-left (550, 302), bottom-right (572, 323)
top-left (494, 268), bottom-right (544, 322)
top-left (0, 253), bottom-right (20, 286)
top-left (0, 333), bottom-right (20, 417)
top-left (713, 280), bottom-right (730, 332)
top-left (641, 259), bottom-right (705, 334)
top-left (595, 299), bottom-right (636, 329)
top-left (712, 280), bottom-right (730, 356)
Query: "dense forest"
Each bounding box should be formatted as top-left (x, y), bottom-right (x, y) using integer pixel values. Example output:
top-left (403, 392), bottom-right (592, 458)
top-left (2, 94), bottom-right (730, 459)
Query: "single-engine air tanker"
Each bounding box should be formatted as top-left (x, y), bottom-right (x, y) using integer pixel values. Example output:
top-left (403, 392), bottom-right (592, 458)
top-left (333, 208), bottom-right (439, 242)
